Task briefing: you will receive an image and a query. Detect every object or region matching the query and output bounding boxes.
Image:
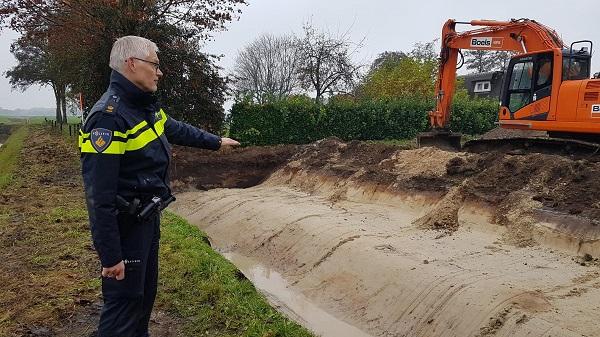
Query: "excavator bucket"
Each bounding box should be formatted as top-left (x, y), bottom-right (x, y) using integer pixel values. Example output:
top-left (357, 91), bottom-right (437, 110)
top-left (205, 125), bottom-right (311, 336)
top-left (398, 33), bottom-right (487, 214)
top-left (417, 131), bottom-right (462, 151)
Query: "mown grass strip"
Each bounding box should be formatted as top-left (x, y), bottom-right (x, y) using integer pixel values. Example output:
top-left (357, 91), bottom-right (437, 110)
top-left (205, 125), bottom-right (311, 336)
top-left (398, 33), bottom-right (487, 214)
top-left (158, 211), bottom-right (315, 337)
top-left (0, 126), bottom-right (27, 190)
top-left (0, 126), bottom-right (98, 336)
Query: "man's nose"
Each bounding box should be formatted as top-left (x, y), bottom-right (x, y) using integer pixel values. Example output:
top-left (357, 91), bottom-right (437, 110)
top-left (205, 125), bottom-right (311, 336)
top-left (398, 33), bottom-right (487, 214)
top-left (157, 68), bottom-right (163, 78)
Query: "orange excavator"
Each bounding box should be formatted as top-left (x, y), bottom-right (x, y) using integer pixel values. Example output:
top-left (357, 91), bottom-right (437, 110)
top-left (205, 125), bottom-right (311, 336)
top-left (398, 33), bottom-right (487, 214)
top-left (418, 18), bottom-right (600, 151)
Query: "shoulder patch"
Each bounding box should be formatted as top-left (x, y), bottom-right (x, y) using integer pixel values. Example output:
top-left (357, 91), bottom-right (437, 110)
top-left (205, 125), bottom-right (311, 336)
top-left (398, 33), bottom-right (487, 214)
top-left (154, 110), bottom-right (162, 121)
top-left (91, 128), bottom-right (112, 153)
top-left (83, 93), bottom-right (121, 130)
top-left (105, 95), bottom-right (120, 114)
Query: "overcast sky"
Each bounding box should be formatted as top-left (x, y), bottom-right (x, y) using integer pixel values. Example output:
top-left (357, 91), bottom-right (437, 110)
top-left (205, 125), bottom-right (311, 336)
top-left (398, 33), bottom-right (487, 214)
top-left (1, 0), bottom-right (598, 109)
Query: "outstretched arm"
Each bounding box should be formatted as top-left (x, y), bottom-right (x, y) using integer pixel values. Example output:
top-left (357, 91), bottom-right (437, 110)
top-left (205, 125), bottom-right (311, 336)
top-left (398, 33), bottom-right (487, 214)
top-left (160, 109), bottom-right (239, 149)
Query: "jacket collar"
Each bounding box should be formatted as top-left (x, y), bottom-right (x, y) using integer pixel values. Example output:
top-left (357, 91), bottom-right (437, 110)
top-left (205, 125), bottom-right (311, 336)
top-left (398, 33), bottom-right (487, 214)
top-left (109, 70), bottom-right (157, 108)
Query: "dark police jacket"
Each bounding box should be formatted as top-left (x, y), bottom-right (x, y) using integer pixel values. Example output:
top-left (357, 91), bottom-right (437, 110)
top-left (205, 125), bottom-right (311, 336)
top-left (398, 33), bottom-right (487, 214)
top-left (79, 71), bottom-right (221, 268)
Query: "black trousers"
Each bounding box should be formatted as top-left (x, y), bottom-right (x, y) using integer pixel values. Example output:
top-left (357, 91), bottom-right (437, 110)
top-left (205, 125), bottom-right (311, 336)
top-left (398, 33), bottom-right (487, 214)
top-left (98, 214), bottom-right (160, 337)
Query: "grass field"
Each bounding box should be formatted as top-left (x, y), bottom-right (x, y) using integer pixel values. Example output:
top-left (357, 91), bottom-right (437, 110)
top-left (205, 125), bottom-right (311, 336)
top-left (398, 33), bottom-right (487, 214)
top-left (0, 115), bottom-right (81, 125)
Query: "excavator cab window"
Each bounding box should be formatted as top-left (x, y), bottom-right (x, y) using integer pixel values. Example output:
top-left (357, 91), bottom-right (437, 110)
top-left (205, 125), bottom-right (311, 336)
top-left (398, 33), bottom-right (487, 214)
top-left (536, 56), bottom-right (553, 87)
top-left (533, 53), bottom-right (553, 101)
top-left (562, 57), bottom-right (590, 80)
top-left (503, 52), bottom-right (554, 114)
top-left (506, 58), bottom-right (533, 112)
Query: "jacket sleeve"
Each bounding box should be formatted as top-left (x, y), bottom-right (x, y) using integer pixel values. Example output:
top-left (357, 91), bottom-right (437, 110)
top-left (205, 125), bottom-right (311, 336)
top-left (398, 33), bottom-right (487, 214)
top-left (162, 111), bottom-right (221, 150)
top-left (80, 113), bottom-right (123, 268)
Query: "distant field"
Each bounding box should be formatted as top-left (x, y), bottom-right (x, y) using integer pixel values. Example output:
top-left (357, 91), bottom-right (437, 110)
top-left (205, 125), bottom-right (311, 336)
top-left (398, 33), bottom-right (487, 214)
top-left (0, 115), bottom-right (81, 125)
top-left (0, 116), bottom-right (24, 124)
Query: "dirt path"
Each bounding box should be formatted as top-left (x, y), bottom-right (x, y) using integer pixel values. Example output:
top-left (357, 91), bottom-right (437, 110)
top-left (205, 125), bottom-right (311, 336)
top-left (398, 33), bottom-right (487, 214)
top-left (171, 138), bottom-right (600, 337)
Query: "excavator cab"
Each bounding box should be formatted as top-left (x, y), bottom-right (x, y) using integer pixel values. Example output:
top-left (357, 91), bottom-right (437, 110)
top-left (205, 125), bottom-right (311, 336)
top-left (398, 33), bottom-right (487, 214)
top-left (500, 51), bottom-right (556, 121)
top-left (498, 43), bottom-right (598, 141)
top-left (500, 47), bottom-right (592, 123)
top-left (421, 19), bottom-right (600, 151)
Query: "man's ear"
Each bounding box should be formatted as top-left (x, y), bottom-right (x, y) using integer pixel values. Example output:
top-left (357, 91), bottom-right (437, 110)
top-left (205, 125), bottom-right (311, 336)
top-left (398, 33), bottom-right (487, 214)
top-left (124, 58), bottom-right (137, 73)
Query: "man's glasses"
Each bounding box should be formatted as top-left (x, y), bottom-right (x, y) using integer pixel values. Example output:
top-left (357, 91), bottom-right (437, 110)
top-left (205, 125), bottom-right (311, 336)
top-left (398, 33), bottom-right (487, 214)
top-left (131, 57), bottom-right (160, 72)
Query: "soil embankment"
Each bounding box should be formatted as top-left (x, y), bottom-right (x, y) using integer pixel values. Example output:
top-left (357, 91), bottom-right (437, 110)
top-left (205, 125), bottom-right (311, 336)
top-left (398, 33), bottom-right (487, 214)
top-left (171, 138), bottom-right (600, 337)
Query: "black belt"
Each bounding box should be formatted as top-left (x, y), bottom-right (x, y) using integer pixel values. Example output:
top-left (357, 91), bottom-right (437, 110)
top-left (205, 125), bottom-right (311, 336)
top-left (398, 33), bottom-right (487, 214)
top-left (116, 195), bottom-right (176, 221)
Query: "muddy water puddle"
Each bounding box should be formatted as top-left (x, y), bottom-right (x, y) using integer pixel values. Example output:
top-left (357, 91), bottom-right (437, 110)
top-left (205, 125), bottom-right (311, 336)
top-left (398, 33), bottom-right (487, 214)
top-left (223, 252), bottom-right (373, 337)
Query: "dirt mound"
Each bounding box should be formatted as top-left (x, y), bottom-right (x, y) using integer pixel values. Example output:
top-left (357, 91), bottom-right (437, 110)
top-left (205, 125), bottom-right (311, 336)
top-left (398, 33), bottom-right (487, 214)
top-left (273, 138), bottom-right (465, 194)
top-left (279, 141), bottom-right (600, 223)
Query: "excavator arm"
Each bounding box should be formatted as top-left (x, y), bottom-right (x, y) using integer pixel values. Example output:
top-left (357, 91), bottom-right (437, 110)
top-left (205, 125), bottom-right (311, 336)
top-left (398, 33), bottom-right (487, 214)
top-left (419, 19), bottom-right (566, 148)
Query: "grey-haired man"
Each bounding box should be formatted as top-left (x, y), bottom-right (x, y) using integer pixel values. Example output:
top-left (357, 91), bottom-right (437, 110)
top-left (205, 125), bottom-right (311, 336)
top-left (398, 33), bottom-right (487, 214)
top-left (80, 35), bottom-right (239, 336)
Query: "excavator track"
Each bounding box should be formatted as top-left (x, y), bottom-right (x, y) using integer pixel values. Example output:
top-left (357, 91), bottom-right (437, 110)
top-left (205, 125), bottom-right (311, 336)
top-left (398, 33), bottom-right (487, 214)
top-left (462, 137), bottom-right (600, 160)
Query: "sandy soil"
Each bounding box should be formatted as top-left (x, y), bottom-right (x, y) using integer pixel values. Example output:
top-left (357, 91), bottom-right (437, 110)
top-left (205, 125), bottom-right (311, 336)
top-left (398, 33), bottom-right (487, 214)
top-left (171, 138), bottom-right (600, 337)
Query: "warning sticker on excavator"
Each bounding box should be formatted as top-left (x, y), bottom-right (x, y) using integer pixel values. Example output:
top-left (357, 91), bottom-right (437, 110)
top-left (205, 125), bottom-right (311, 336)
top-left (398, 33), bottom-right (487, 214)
top-left (470, 37), bottom-right (504, 49)
top-left (592, 104), bottom-right (600, 117)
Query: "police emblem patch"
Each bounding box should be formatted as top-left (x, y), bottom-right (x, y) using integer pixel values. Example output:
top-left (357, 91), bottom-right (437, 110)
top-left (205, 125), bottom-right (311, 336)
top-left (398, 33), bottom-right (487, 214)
top-left (154, 110), bottom-right (162, 121)
top-left (91, 128), bottom-right (112, 153)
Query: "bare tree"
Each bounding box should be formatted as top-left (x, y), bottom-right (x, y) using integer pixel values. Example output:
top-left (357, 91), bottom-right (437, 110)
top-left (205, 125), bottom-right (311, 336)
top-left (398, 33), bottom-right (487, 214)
top-left (296, 22), bottom-right (363, 103)
top-left (231, 33), bottom-right (301, 103)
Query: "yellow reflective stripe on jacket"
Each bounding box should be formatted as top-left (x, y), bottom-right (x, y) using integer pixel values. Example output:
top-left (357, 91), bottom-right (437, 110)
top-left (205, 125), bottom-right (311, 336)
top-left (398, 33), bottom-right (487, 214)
top-left (79, 110), bottom-right (165, 154)
top-left (80, 130), bottom-right (157, 154)
top-left (125, 128), bottom-right (158, 151)
top-left (127, 109), bottom-right (166, 150)
top-left (78, 129), bottom-right (86, 149)
top-left (79, 120), bottom-right (147, 141)
top-left (114, 120), bottom-right (148, 138)
top-left (80, 132), bottom-right (157, 154)
top-left (80, 140), bottom-right (127, 154)
top-left (153, 109), bottom-right (167, 136)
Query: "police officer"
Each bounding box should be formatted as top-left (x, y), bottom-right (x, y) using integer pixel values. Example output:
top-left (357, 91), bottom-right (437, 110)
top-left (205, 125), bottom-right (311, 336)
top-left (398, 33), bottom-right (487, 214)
top-left (79, 36), bottom-right (239, 337)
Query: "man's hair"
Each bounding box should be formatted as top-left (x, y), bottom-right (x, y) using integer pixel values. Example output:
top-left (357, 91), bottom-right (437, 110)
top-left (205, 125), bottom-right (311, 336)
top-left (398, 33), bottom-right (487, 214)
top-left (109, 36), bottom-right (159, 71)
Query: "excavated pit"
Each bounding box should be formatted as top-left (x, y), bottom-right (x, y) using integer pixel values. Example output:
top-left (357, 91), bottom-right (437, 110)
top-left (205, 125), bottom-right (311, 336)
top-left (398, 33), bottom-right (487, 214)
top-left (0, 124), bottom-right (13, 148)
top-left (169, 138), bottom-right (600, 337)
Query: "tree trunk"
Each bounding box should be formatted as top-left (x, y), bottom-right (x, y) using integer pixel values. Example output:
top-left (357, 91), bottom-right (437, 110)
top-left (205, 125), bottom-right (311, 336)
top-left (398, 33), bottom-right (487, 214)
top-left (60, 85), bottom-right (67, 124)
top-left (53, 85), bottom-right (62, 124)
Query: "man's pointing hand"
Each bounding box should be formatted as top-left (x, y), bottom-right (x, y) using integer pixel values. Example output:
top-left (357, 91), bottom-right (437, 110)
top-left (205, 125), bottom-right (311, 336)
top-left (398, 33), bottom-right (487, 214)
top-left (221, 137), bottom-right (240, 146)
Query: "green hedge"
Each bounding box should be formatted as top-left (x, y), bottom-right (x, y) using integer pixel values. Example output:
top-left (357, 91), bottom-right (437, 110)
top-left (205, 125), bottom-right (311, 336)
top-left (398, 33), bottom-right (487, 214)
top-left (449, 92), bottom-right (499, 135)
top-left (230, 94), bottom-right (498, 146)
